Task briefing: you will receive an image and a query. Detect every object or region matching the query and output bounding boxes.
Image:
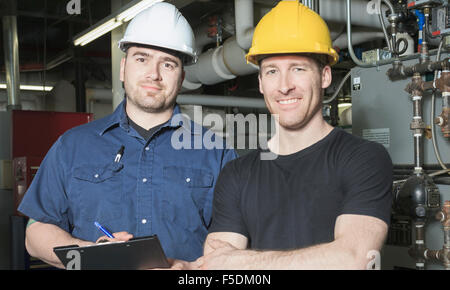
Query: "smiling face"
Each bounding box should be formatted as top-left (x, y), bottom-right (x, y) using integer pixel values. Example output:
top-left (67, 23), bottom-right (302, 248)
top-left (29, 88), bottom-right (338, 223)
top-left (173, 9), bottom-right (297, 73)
top-left (258, 54), bottom-right (331, 131)
top-left (120, 45), bottom-right (184, 115)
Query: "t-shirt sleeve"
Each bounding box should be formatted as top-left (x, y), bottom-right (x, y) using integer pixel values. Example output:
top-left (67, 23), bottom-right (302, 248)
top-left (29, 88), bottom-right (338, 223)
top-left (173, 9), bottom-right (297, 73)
top-left (17, 137), bottom-right (71, 232)
top-left (339, 142), bottom-right (394, 226)
top-left (208, 160), bottom-right (248, 238)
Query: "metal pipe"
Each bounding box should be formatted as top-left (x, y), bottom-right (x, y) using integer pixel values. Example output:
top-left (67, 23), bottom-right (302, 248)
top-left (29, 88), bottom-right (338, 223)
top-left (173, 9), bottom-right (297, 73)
top-left (441, 201), bottom-right (450, 269)
top-left (407, 74), bottom-right (426, 172)
top-left (430, 40), bottom-right (449, 172)
top-left (234, 0), bottom-right (254, 50)
top-left (303, 0), bottom-right (320, 13)
top-left (413, 221), bottom-right (426, 269)
top-left (346, 0), bottom-right (396, 67)
top-left (2, 14), bottom-right (21, 110)
top-left (387, 58), bottom-right (450, 81)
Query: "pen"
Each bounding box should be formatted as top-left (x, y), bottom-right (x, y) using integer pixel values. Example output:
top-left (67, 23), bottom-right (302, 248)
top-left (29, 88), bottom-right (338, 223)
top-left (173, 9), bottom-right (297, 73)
top-left (94, 221), bottom-right (114, 239)
top-left (114, 145), bottom-right (125, 163)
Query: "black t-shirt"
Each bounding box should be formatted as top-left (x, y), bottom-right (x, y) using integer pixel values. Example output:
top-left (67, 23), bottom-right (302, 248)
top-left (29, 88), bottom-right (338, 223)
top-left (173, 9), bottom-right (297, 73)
top-left (209, 128), bottom-right (393, 250)
top-left (128, 117), bottom-right (164, 141)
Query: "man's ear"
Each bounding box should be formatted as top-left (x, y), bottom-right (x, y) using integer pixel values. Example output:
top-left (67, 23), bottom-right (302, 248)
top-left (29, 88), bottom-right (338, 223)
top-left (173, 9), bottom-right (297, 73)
top-left (321, 65), bottom-right (332, 89)
top-left (258, 72), bottom-right (263, 95)
top-left (120, 57), bottom-right (126, 82)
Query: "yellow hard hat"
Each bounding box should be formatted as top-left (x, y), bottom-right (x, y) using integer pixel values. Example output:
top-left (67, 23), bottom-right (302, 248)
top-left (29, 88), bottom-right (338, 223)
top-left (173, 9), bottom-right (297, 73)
top-left (246, 1), bottom-right (338, 66)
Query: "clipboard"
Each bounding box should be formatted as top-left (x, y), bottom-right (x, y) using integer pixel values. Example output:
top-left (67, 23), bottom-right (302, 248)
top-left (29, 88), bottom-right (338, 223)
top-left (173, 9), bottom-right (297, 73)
top-left (53, 235), bottom-right (170, 270)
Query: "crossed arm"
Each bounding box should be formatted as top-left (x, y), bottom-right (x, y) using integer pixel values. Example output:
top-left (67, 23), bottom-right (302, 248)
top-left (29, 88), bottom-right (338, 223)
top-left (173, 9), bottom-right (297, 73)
top-left (189, 214), bottom-right (388, 270)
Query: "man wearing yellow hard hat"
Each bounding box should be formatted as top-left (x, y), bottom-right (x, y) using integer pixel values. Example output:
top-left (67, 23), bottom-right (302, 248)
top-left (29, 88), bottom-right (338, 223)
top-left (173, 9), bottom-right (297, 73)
top-left (188, 1), bottom-right (393, 269)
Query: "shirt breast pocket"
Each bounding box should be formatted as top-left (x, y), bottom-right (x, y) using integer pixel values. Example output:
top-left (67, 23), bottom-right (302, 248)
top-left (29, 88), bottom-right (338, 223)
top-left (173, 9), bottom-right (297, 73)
top-left (162, 166), bottom-right (213, 229)
top-left (72, 163), bottom-right (124, 222)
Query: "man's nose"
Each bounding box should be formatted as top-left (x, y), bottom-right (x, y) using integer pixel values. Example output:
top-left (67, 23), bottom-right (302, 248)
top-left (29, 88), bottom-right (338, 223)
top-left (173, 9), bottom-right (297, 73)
top-left (278, 73), bottom-right (295, 95)
top-left (145, 62), bottom-right (161, 81)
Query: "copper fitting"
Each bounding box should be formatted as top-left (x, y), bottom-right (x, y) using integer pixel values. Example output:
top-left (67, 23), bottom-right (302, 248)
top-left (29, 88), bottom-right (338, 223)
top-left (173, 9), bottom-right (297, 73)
top-left (434, 71), bottom-right (450, 92)
top-left (405, 74), bottom-right (426, 96)
top-left (437, 105), bottom-right (450, 138)
top-left (441, 201), bottom-right (450, 227)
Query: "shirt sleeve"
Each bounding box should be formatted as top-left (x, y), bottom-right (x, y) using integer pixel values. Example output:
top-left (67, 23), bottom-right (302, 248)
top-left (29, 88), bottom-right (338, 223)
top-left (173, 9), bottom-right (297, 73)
top-left (17, 136), bottom-right (71, 232)
top-left (339, 141), bottom-right (394, 226)
top-left (208, 159), bottom-right (249, 238)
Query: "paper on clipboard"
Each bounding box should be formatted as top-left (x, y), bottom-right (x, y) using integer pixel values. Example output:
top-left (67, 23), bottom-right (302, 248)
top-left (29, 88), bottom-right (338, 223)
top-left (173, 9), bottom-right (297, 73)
top-left (53, 234), bottom-right (170, 270)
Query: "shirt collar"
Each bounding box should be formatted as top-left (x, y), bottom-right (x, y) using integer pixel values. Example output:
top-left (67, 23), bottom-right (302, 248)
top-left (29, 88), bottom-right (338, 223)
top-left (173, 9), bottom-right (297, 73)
top-left (98, 99), bottom-right (196, 135)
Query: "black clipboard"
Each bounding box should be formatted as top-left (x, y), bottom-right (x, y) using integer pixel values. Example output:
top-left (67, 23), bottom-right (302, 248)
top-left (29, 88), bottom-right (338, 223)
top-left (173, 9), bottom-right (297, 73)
top-left (53, 235), bottom-right (170, 270)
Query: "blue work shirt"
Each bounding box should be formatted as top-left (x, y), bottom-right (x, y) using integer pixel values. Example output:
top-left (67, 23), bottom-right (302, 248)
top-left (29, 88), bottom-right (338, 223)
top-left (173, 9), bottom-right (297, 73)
top-left (18, 100), bottom-right (237, 262)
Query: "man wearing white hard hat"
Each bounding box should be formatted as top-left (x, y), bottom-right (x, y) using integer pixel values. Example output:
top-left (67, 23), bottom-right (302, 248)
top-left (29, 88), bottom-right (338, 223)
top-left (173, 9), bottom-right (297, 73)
top-left (18, 2), bottom-right (237, 269)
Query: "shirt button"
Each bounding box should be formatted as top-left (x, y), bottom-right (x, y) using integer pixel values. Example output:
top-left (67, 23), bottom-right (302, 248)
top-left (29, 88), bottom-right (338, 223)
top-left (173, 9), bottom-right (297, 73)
top-left (94, 174), bottom-right (99, 178)
top-left (145, 147), bottom-right (149, 151)
top-left (185, 177), bottom-right (191, 183)
top-left (141, 219), bottom-right (147, 224)
top-left (142, 178), bottom-right (147, 183)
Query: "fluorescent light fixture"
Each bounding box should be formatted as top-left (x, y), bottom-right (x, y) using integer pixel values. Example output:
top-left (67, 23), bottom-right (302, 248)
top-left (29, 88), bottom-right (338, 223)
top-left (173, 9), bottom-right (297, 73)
top-left (0, 84), bottom-right (53, 91)
top-left (117, 0), bottom-right (163, 22)
top-left (74, 19), bottom-right (123, 46)
top-left (73, 0), bottom-right (163, 47)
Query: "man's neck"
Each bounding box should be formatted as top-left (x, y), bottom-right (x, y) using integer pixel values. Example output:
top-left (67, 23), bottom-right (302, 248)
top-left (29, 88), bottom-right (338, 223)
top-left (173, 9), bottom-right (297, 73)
top-left (268, 114), bottom-right (334, 156)
top-left (125, 103), bottom-right (174, 130)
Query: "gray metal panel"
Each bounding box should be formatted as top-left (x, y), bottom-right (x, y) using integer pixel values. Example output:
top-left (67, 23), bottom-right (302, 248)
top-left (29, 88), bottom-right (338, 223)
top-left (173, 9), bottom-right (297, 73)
top-left (0, 111), bottom-right (12, 269)
top-left (351, 56), bottom-right (450, 165)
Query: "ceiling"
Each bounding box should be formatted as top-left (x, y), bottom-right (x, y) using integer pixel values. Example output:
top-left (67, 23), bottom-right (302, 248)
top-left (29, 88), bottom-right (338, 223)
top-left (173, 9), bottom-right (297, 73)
top-left (0, 0), bottom-right (246, 86)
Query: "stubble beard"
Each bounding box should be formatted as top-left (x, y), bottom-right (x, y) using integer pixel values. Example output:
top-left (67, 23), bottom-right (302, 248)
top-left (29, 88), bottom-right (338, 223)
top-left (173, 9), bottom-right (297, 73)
top-left (274, 94), bottom-right (324, 132)
top-left (124, 82), bottom-right (178, 114)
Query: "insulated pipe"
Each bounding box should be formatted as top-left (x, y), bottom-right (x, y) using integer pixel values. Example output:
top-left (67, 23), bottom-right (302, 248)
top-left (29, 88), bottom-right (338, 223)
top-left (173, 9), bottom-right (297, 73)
top-left (223, 36), bottom-right (258, 75)
top-left (234, 0), bottom-right (254, 50)
top-left (183, 36), bottom-right (258, 89)
top-left (2, 15), bottom-right (21, 110)
top-left (233, 0), bottom-right (386, 51)
top-left (194, 22), bottom-right (215, 54)
top-left (177, 94), bottom-right (266, 109)
top-left (184, 0), bottom-right (394, 89)
top-left (184, 45), bottom-right (235, 86)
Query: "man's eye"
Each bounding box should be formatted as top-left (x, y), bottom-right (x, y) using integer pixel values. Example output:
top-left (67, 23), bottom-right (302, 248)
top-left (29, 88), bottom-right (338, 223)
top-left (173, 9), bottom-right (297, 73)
top-left (265, 69), bottom-right (277, 75)
top-left (136, 57), bottom-right (146, 63)
top-left (163, 62), bottom-right (175, 70)
top-left (293, 67), bottom-right (305, 72)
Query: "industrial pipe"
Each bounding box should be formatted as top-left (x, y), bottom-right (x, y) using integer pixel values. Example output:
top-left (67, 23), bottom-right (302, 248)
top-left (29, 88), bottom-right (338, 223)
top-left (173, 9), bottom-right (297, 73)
top-left (184, 0), bottom-right (397, 89)
top-left (387, 58), bottom-right (450, 80)
top-left (415, 201), bottom-right (450, 269)
top-left (2, 14), bottom-right (21, 110)
top-left (234, 0), bottom-right (254, 50)
top-left (346, 0), bottom-right (398, 68)
top-left (405, 73), bottom-right (427, 172)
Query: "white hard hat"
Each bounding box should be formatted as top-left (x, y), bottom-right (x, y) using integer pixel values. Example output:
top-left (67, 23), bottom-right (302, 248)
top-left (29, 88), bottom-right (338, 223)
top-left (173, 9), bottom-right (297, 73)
top-left (118, 2), bottom-right (197, 65)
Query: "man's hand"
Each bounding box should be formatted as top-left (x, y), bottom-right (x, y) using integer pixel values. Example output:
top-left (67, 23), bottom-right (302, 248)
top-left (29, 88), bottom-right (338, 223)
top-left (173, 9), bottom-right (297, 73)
top-left (95, 231), bottom-right (133, 243)
top-left (193, 239), bottom-right (250, 270)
